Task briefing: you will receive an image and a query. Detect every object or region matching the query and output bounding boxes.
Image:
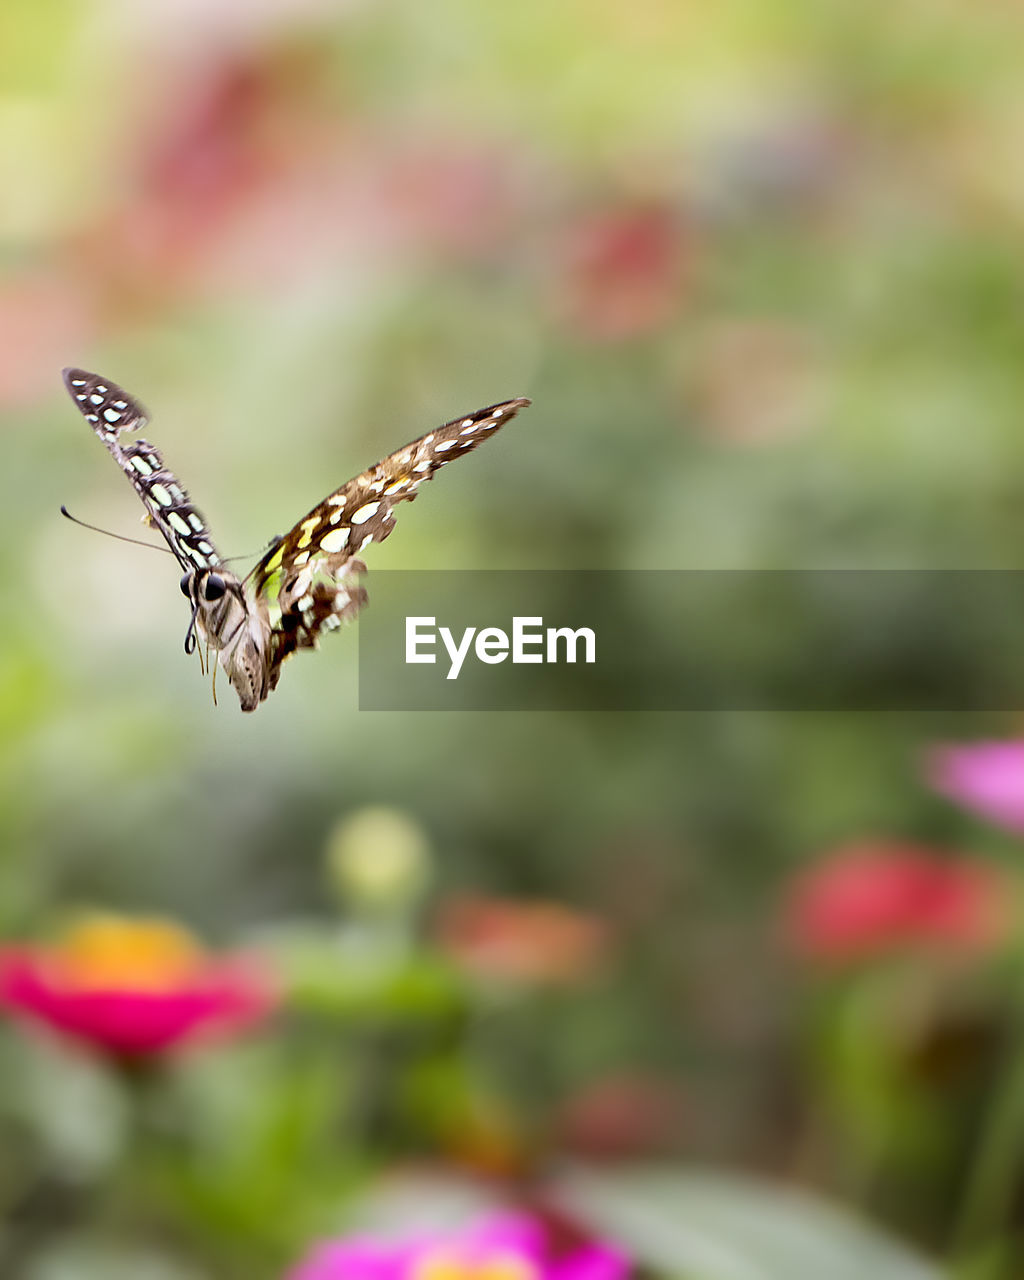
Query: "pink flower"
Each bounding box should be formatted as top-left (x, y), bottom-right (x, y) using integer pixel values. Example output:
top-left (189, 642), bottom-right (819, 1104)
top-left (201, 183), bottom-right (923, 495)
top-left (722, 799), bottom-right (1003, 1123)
top-left (0, 915), bottom-right (275, 1058)
top-left (286, 1213), bottom-right (629, 1280)
top-left (926, 741), bottom-right (1024, 834)
top-left (782, 842), bottom-right (1011, 962)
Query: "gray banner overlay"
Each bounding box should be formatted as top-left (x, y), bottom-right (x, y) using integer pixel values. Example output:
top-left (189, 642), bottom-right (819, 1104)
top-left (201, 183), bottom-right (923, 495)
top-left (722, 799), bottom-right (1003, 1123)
top-left (356, 570), bottom-right (1024, 710)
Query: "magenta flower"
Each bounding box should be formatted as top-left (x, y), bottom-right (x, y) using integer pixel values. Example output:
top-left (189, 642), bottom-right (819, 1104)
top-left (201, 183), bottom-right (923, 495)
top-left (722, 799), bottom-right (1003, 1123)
top-left (286, 1213), bottom-right (630, 1280)
top-left (926, 741), bottom-right (1024, 834)
top-left (0, 915), bottom-right (276, 1058)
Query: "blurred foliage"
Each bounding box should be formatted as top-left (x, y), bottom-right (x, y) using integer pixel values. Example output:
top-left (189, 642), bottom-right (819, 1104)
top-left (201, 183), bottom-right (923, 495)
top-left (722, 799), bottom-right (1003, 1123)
top-left (3, 0), bottom-right (1024, 1276)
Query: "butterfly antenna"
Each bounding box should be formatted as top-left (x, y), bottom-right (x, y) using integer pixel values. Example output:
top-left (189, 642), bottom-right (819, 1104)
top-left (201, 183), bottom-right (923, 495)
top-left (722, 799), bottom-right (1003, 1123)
top-left (221, 549), bottom-right (267, 567)
top-left (240, 536), bottom-right (283, 588)
top-left (60, 505), bottom-right (174, 555)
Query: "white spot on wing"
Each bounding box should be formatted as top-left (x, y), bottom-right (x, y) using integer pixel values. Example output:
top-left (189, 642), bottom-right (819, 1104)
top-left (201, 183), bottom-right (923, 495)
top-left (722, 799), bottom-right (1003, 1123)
top-left (351, 501), bottom-right (380, 524)
top-left (435, 440), bottom-right (457, 452)
top-left (319, 527), bottom-right (350, 553)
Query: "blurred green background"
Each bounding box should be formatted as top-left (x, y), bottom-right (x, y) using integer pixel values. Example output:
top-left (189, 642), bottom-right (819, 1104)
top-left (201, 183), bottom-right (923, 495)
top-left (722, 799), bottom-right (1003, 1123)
top-left (3, 1), bottom-right (1024, 1278)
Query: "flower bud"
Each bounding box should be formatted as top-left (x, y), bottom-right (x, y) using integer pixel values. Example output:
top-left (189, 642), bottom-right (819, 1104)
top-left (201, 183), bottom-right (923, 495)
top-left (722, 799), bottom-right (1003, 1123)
top-left (326, 806), bottom-right (432, 912)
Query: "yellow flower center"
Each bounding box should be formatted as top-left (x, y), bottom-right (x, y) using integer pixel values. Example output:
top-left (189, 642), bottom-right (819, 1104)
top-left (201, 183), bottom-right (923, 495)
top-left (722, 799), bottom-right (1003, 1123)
top-left (412, 1249), bottom-right (541, 1280)
top-left (48, 916), bottom-right (205, 991)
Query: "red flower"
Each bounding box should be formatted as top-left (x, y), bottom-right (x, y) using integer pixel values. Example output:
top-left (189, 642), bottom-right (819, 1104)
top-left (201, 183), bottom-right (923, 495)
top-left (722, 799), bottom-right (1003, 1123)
top-left (436, 895), bottom-right (609, 986)
top-left (558, 204), bottom-right (689, 341)
top-left (782, 842), bottom-right (1011, 962)
top-left (0, 915), bottom-right (275, 1057)
top-left (72, 48), bottom-right (330, 303)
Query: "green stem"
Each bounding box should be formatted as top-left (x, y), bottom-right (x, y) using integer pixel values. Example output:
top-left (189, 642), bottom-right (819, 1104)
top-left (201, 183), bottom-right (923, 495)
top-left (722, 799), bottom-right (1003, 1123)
top-left (952, 1001), bottom-right (1024, 1256)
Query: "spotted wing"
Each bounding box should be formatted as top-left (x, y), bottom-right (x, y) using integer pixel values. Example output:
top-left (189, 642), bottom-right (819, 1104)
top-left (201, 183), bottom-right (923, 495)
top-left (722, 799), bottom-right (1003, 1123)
top-left (249, 396), bottom-right (531, 689)
top-left (62, 368), bottom-right (223, 573)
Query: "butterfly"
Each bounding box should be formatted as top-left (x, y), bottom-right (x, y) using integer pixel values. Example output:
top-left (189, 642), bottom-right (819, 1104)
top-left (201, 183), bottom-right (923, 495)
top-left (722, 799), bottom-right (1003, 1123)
top-left (63, 368), bottom-right (530, 711)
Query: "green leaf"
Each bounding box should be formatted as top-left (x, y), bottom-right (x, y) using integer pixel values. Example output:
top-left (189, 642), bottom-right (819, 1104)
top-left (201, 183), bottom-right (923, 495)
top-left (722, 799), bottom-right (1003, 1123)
top-left (554, 1166), bottom-right (947, 1280)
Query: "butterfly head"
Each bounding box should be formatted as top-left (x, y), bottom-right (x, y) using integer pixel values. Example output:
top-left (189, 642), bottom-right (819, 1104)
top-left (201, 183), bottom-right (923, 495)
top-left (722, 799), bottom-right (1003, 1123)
top-left (178, 566), bottom-right (245, 655)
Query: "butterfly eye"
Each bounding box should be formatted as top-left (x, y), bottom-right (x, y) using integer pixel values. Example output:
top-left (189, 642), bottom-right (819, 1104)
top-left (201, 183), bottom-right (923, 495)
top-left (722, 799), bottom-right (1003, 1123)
top-left (203, 573), bottom-right (226, 601)
top-left (179, 572), bottom-right (193, 597)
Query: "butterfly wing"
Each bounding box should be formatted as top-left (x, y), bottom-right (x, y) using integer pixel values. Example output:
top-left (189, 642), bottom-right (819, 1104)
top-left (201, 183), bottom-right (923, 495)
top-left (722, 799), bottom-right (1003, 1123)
top-left (249, 396), bottom-right (531, 690)
top-left (63, 368), bottom-right (224, 572)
